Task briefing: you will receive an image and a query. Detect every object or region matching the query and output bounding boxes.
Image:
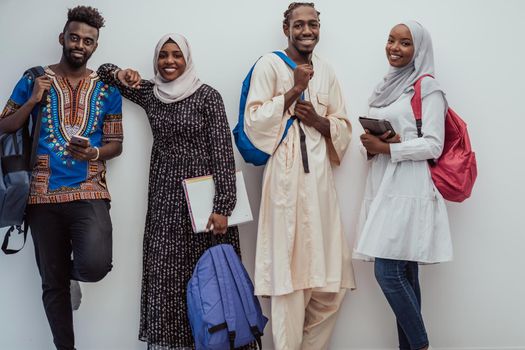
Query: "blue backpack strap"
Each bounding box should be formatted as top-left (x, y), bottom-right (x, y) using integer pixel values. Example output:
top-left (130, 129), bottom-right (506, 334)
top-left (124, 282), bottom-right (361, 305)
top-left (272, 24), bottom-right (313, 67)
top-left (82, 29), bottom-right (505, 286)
top-left (272, 51), bottom-right (297, 69)
top-left (233, 57), bottom-right (273, 166)
top-left (272, 51), bottom-right (305, 102)
top-left (273, 52), bottom-right (303, 170)
top-left (220, 245), bottom-right (264, 349)
top-left (238, 64), bottom-right (258, 125)
top-left (272, 52), bottom-right (310, 173)
top-left (209, 245), bottom-right (237, 350)
top-left (271, 51), bottom-right (305, 101)
top-left (234, 52), bottom-right (307, 167)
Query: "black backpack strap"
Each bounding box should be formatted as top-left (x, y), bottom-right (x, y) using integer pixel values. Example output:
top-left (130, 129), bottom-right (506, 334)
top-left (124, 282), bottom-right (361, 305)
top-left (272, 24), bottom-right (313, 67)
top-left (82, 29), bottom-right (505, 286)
top-left (24, 66), bottom-right (46, 170)
top-left (1, 223), bottom-right (28, 255)
top-left (250, 326), bottom-right (263, 350)
top-left (29, 99), bottom-right (45, 169)
top-left (228, 331), bottom-right (236, 350)
top-left (25, 66), bottom-right (46, 79)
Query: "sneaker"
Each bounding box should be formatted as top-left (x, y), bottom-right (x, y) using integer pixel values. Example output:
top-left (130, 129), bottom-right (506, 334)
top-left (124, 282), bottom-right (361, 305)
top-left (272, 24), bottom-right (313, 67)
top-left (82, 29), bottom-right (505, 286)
top-left (70, 280), bottom-right (82, 311)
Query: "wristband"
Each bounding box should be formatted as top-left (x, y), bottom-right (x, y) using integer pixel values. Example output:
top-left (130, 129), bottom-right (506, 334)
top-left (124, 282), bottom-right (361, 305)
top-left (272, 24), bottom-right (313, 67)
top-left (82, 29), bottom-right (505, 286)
top-left (113, 68), bottom-right (121, 80)
top-left (92, 146), bottom-right (100, 161)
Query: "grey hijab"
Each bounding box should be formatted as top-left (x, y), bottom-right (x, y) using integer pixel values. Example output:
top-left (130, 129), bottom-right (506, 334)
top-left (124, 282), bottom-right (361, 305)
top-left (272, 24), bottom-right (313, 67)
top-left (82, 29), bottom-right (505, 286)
top-left (369, 21), bottom-right (443, 108)
top-left (151, 33), bottom-right (203, 104)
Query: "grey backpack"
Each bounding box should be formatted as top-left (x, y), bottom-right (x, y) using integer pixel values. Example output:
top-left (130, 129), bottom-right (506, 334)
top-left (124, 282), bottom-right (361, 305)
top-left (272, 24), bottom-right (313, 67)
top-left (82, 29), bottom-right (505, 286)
top-left (1, 66), bottom-right (46, 254)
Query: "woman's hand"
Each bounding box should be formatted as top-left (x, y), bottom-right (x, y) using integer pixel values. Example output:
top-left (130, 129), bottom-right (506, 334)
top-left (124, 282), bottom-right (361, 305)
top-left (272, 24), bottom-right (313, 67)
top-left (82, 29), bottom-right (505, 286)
top-left (206, 213), bottom-right (228, 235)
top-left (379, 131), bottom-right (401, 143)
top-left (361, 130), bottom-right (401, 155)
top-left (117, 68), bottom-right (141, 88)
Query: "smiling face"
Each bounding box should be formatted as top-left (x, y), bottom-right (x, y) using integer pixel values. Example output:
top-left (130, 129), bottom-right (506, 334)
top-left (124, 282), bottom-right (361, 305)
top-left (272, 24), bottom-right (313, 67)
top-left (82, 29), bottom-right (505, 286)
top-left (385, 24), bottom-right (415, 68)
top-left (157, 41), bottom-right (186, 81)
top-left (283, 5), bottom-right (320, 55)
top-left (59, 21), bottom-right (98, 68)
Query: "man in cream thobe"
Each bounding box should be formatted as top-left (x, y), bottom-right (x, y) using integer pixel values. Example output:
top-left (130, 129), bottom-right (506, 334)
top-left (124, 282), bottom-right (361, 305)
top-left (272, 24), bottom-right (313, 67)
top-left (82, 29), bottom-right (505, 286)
top-left (244, 4), bottom-right (355, 350)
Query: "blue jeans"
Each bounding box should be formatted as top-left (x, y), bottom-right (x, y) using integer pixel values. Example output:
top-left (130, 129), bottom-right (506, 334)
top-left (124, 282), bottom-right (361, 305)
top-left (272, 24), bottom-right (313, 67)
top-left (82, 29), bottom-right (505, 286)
top-left (374, 258), bottom-right (429, 350)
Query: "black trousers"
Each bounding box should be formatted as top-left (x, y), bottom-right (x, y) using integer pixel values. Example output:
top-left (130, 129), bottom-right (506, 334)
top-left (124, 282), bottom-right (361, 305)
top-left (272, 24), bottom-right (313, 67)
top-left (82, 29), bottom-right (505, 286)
top-left (27, 200), bottom-right (113, 350)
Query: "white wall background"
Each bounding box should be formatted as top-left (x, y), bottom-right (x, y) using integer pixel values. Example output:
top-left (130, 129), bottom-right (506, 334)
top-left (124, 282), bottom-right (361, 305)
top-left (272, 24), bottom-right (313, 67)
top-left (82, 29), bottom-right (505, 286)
top-left (1, 0), bottom-right (524, 349)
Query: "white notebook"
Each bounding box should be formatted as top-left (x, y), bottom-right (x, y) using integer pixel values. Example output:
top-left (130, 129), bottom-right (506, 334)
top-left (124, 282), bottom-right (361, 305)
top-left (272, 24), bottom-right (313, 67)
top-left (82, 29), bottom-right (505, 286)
top-left (182, 171), bottom-right (253, 233)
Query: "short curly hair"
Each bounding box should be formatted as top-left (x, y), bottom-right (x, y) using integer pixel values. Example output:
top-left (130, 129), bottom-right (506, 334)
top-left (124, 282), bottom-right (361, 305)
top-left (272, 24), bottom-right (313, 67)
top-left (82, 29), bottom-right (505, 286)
top-left (283, 2), bottom-right (320, 26)
top-left (63, 5), bottom-right (105, 33)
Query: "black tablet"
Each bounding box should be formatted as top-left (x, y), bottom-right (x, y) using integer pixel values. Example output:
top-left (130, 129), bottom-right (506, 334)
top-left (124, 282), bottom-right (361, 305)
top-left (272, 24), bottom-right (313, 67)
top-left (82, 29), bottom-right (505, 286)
top-left (358, 116), bottom-right (396, 137)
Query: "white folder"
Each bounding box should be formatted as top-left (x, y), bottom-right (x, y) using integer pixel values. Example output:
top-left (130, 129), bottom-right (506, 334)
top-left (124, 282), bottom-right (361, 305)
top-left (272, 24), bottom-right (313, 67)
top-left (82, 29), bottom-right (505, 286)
top-left (182, 171), bottom-right (253, 233)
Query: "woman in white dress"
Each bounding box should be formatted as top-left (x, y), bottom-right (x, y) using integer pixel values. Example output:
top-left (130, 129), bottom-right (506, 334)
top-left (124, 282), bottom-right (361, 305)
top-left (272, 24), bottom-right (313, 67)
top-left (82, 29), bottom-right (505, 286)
top-left (353, 21), bottom-right (453, 350)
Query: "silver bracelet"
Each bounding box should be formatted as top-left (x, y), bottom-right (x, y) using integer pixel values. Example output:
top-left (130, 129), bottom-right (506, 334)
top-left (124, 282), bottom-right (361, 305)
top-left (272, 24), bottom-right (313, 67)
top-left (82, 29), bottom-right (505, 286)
top-left (92, 146), bottom-right (100, 161)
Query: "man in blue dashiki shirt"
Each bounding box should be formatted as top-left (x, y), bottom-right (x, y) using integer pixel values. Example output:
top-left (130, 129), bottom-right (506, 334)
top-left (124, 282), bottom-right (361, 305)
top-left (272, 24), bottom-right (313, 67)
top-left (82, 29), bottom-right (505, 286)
top-left (0, 6), bottom-right (123, 350)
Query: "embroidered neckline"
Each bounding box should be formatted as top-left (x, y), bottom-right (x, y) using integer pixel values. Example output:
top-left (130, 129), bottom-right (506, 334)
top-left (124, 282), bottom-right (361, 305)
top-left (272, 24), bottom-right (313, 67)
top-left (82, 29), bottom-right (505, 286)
top-left (44, 66), bottom-right (97, 80)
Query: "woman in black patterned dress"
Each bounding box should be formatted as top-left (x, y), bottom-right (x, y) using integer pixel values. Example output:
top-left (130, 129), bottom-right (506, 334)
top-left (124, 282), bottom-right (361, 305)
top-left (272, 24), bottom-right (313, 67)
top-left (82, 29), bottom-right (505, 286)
top-left (98, 33), bottom-right (254, 350)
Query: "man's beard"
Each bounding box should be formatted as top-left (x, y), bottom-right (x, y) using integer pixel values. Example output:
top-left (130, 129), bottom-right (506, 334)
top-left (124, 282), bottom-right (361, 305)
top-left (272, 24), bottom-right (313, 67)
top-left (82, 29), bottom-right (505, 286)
top-left (294, 45), bottom-right (315, 56)
top-left (62, 46), bottom-right (91, 68)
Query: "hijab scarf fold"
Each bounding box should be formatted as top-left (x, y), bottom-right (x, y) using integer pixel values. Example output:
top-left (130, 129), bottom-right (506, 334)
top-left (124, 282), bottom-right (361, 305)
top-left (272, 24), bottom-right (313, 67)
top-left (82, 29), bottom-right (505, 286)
top-left (151, 33), bottom-right (203, 103)
top-left (369, 21), bottom-right (443, 108)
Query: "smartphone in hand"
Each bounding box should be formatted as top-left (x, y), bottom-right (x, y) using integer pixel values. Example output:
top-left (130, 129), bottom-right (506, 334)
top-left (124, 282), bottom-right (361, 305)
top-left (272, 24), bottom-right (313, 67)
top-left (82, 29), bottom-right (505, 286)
top-left (70, 135), bottom-right (90, 148)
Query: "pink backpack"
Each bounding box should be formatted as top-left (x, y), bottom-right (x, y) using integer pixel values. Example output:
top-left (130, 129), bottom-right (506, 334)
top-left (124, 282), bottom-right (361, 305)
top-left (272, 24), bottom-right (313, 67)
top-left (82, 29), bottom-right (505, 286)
top-left (411, 75), bottom-right (477, 202)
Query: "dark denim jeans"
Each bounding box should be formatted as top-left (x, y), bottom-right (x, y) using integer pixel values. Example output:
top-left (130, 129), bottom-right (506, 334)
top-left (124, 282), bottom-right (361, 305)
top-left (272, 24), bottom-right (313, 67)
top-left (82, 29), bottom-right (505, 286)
top-left (27, 200), bottom-right (113, 350)
top-left (374, 258), bottom-right (429, 350)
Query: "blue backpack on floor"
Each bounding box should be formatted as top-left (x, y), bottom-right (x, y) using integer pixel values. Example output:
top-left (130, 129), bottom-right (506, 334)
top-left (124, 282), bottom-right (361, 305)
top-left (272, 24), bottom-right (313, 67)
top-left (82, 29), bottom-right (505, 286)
top-left (233, 51), bottom-right (300, 166)
top-left (187, 244), bottom-right (268, 350)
